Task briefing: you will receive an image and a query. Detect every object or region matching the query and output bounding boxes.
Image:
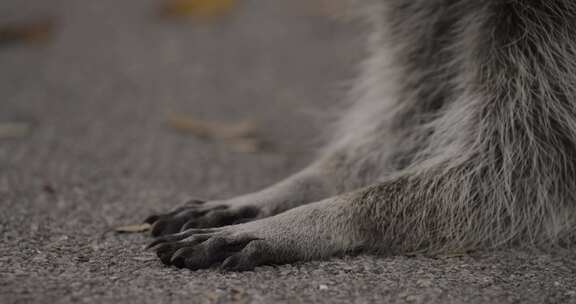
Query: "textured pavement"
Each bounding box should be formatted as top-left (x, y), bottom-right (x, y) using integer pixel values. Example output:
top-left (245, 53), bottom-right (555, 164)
top-left (1, 1), bottom-right (576, 303)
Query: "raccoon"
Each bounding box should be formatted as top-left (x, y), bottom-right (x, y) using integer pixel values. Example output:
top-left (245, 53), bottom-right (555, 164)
top-left (145, 0), bottom-right (576, 270)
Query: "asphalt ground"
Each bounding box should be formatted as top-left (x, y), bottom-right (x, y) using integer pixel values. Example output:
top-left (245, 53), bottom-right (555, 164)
top-left (1, 1), bottom-right (576, 303)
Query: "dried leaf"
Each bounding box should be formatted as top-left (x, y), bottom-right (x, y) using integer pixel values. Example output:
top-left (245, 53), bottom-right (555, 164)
top-left (0, 19), bottom-right (55, 46)
top-left (166, 114), bottom-right (269, 153)
top-left (226, 138), bottom-right (263, 153)
top-left (160, 0), bottom-right (236, 19)
top-left (0, 122), bottom-right (31, 139)
top-left (167, 114), bottom-right (256, 139)
top-left (114, 223), bottom-right (152, 233)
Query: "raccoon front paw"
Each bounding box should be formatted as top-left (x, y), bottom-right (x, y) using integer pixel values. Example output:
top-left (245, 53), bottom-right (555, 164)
top-left (148, 219), bottom-right (302, 271)
top-left (149, 227), bottom-right (269, 271)
top-left (145, 200), bottom-right (261, 237)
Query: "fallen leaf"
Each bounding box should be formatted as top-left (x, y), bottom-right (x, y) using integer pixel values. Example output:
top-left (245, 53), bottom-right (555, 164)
top-left (0, 19), bottom-right (55, 46)
top-left (160, 0), bottom-right (236, 19)
top-left (167, 114), bottom-right (256, 139)
top-left (114, 223), bottom-right (152, 233)
top-left (166, 114), bottom-right (267, 153)
top-left (0, 122), bottom-right (31, 139)
top-left (226, 138), bottom-right (263, 153)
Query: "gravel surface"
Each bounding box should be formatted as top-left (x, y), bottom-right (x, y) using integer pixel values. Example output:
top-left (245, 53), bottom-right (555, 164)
top-left (1, 1), bottom-right (576, 303)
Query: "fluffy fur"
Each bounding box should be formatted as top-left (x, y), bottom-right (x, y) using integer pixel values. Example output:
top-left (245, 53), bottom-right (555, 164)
top-left (146, 0), bottom-right (576, 270)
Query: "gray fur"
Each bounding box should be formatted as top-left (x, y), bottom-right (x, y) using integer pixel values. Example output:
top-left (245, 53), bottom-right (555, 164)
top-left (147, 0), bottom-right (576, 270)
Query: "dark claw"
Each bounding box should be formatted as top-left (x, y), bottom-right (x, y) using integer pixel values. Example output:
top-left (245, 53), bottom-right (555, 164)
top-left (156, 243), bottom-right (178, 265)
top-left (220, 255), bottom-right (240, 270)
top-left (147, 232), bottom-right (188, 249)
top-left (182, 249), bottom-right (213, 270)
top-left (220, 254), bottom-right (257, 272)
top-left (222, 241), bottom-right (269, 271)
top-left (170, 247), bottom-right (195, 268)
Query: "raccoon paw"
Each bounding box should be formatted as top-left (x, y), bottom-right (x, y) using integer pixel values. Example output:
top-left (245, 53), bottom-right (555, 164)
top-left (145, 200), bottom-right (260, 237)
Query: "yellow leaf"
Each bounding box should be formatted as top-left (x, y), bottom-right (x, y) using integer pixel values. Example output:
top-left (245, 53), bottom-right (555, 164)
top-left (167, 114), bottom-right (256, 139)
top-left (114, 223), bottom-right (152, 233)
top-left (166, 114), bottom-right (268, 153)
